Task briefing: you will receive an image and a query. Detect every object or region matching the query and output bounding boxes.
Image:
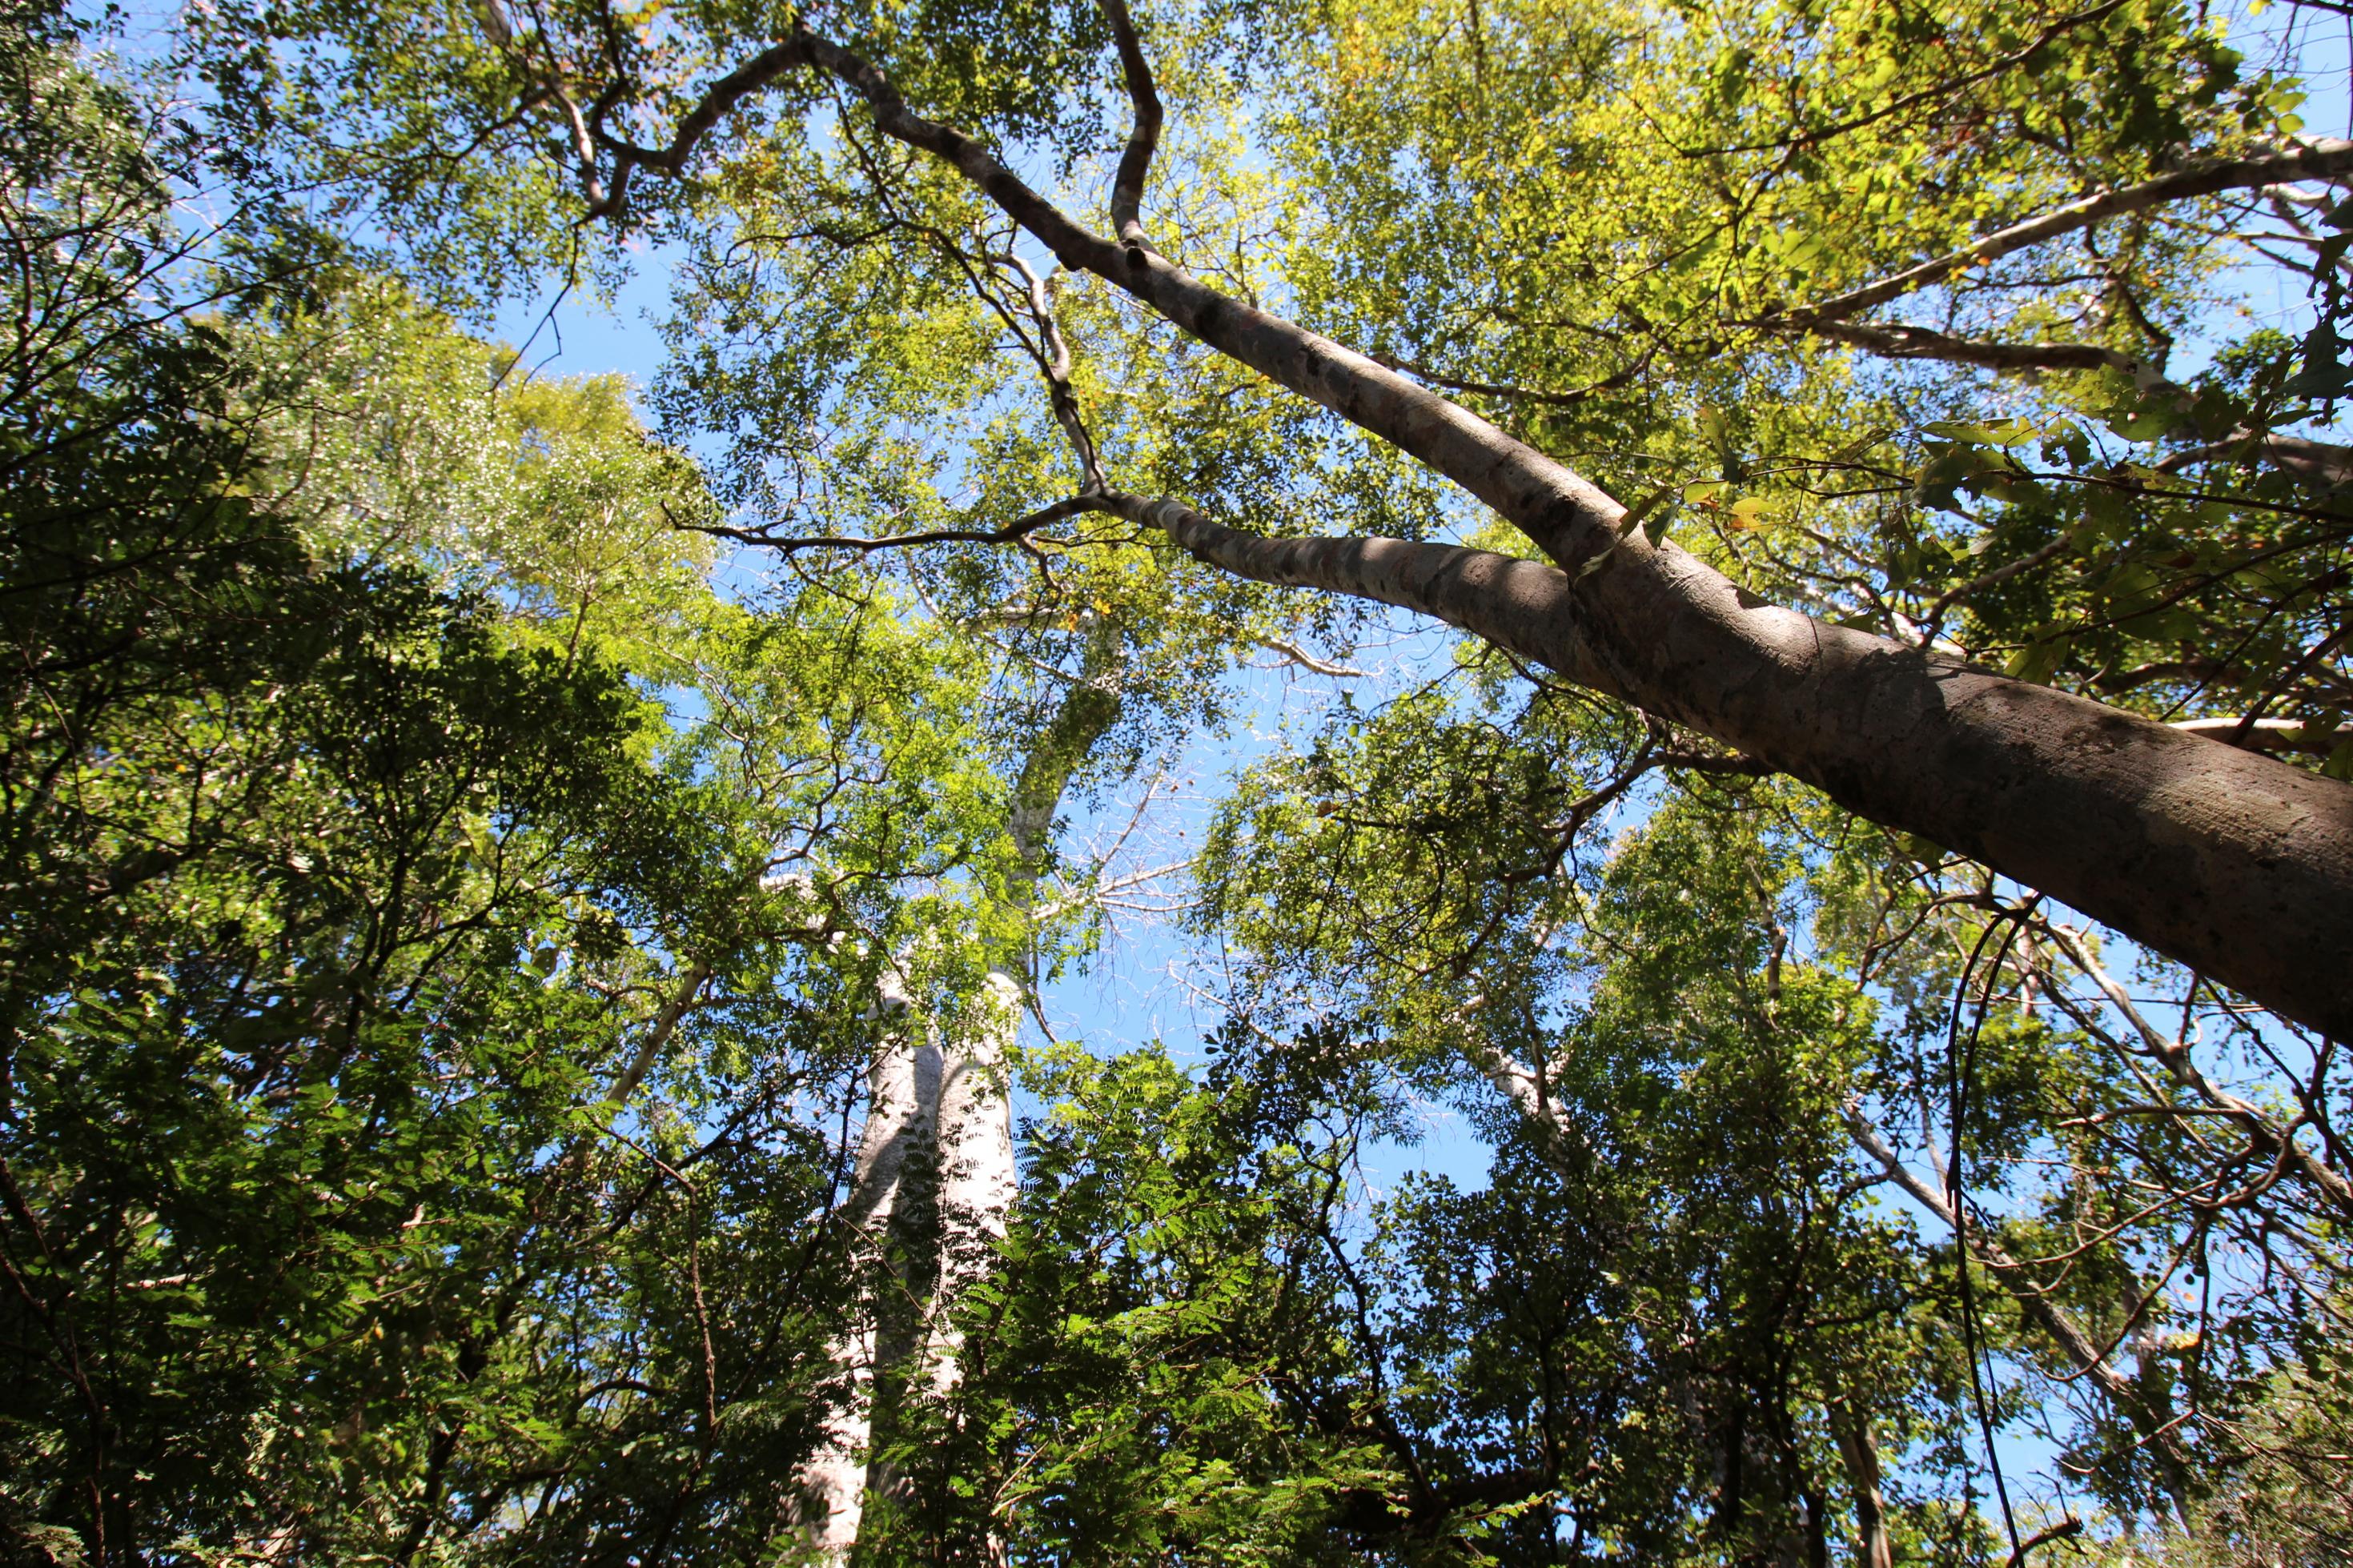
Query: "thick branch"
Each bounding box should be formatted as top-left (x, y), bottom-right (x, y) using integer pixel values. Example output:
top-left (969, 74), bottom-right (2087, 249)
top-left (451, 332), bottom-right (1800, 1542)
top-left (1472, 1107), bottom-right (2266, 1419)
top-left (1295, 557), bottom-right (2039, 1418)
top-left (1777, 317), bottom-right (2148, 377)
top-left (1094, 490), bottom-right (1627, 696)
top-left (2158, 431), bottom-right (2353, 484)
top-left (580, 36), bottom-right (817, 220)
top-left (600, 961), bottom-right (712, 1110)
top-left (1003, 631), bottom-right (1126, 924)
top-left (656, 26), bottom-right (2353, 1037)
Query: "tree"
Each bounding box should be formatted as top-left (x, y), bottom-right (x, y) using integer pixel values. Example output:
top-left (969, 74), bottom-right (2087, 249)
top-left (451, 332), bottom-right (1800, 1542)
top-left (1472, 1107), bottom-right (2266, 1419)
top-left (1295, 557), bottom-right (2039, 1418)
top-left (194, 0), bottom-right (2353, 1033)
top-left (13, 0), bottom-right (2353, 1559)
top-left (0, 18), bottom-right (1035, 1554)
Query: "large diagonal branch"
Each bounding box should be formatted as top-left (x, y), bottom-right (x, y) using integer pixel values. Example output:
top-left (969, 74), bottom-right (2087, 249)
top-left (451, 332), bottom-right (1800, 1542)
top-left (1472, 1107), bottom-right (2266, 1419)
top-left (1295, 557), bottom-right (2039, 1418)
top-left (614, 22), bottom-right (2353, 1037)
top-left (1783, 138), bottom-right (2353, 325)
top-left (1090, 490), bottom-right (1627, 692)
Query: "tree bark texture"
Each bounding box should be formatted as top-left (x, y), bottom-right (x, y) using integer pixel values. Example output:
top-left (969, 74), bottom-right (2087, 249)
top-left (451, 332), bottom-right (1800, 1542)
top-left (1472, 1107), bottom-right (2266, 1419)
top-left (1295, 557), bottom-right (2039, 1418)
top-left (790, 974), bottom-right (941, 1558)
top-left (918, 971), bottom-right (1022, 1402)
top-left (791, 33), bottom-right (2353, 1036)
top-left (788, 645), bottom-right (1123, 1558)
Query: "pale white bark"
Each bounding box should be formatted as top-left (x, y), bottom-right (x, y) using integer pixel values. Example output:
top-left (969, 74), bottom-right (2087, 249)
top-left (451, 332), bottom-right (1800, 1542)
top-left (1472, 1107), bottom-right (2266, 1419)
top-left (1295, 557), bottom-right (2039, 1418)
top-left (920, 971), bottom-right (1023, 1400)
top-left (791, 973), bottom-right (941, 1558)
top-left (793, 972), bottom-right (1022, 1560)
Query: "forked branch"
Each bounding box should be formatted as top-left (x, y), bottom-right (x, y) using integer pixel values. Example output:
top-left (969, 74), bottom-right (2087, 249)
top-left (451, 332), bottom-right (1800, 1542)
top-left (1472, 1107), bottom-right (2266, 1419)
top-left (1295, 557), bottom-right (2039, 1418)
top-left (1843, 1103), bottom-right (2194, 1516)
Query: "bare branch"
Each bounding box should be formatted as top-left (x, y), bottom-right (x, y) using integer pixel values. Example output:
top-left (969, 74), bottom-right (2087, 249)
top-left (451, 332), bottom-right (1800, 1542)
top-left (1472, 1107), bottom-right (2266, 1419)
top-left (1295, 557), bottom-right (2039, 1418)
top-left (575, 36), bottom-right (817, 222)
top-left (689, 495), bottom-right (1105, 555)
top-left (1253, 637), bottom-right (1365, 677)
top-left (1843, 1101), bottom-right (2195, 1516)
top-left (1784, 138), bottom-right (2353, 324)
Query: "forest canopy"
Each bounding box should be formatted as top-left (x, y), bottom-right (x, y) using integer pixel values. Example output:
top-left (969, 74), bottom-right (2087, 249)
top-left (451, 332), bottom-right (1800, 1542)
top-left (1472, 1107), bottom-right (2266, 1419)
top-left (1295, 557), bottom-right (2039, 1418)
top-left (3, 0), bottom-right (2351, 1562)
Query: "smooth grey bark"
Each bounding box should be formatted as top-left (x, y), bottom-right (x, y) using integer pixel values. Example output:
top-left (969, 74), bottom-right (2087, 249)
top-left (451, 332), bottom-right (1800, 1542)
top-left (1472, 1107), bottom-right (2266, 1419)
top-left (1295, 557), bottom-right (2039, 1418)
top-left (923, 629), bottom-right (1126, 1349)
top-left (774, 36), bottom-right (2353, 1039)
top-left (599, 960), bottom-right (712, 1113)
top-left (567, 26), bottom-right (2353, 1034)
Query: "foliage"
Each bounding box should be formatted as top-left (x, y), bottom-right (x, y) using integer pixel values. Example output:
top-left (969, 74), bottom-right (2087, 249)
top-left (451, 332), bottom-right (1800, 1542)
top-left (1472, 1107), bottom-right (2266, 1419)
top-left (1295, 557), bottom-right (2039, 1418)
top-left (9, 0), bottom-right (2353, 1561)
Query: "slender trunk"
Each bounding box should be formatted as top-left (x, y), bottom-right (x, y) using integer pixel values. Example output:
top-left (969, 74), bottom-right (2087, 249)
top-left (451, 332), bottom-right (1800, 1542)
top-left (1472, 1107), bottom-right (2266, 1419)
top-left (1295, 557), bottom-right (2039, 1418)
top-left (1826, 1398), bottom-right (1893, 1568)
top-left (790, 34), bottom-right (2353, 1036)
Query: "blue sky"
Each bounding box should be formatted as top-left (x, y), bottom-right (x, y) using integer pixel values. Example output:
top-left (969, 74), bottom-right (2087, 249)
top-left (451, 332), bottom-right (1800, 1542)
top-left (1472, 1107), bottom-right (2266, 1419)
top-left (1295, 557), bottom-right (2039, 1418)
top-left (476, 7), bottom-right (2353, 1533)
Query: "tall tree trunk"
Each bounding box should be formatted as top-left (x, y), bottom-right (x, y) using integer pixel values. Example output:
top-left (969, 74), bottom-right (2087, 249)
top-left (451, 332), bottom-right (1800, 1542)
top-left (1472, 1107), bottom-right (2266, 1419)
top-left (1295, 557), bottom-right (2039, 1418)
top-left (1826, 1397), bottom-right (1893, 1568)
top-left (790, 974), bottom-right (941, 1558)
top-left (904, 639), bottom-right (1126, 1548)
top-left (919, 970), bottom-right (1022, 1402)
top-left (794, 640), bottom-right (1126, 1560)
